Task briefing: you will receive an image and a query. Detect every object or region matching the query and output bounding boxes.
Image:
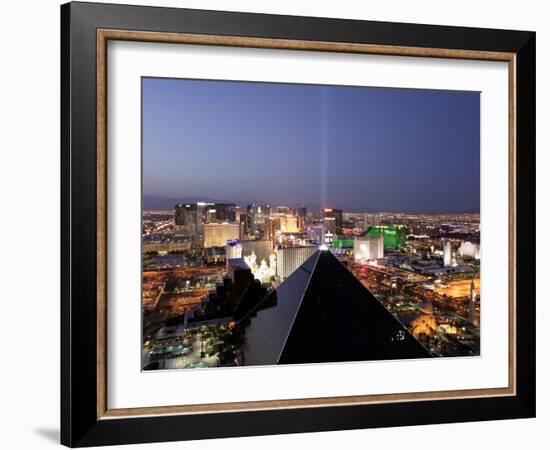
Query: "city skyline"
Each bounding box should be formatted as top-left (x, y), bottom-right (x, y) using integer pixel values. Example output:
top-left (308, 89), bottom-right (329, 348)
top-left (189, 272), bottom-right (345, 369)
top-left (142, 194), bottom-right (480, 215)
top-left (141, 77), bottom-right (481, 371)
top-left (142, 78), bottom-right (480, 213)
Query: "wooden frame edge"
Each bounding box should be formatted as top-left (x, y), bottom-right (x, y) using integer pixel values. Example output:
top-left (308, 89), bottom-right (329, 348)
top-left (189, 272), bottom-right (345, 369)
top-left (100, 387), bottom-right (515, 419)
top-left (508, 55), bottom-right (517, 395)
top-left (97, 29), bottom-right (108, 419)
top-left (95, 28), bottom-right (517, 420)
top-left (98, 29), bottom-right (515, 61)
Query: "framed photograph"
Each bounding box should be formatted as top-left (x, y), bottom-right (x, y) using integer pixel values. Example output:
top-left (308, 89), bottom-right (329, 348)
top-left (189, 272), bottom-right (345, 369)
top-left (61, 1), bottom-right (536, 447)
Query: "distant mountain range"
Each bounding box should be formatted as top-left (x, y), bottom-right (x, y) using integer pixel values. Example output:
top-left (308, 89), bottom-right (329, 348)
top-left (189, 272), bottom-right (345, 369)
top-left (142, 195), bottom-right (479, 215)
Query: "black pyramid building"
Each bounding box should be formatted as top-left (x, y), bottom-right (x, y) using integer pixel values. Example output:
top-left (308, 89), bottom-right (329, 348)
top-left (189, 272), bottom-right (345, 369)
top-left (237, 250), bottom-right (432, 366)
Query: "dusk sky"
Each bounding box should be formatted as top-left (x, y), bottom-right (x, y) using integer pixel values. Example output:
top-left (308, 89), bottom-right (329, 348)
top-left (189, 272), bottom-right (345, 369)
top-left (142, 78), bottom-right (480, 213)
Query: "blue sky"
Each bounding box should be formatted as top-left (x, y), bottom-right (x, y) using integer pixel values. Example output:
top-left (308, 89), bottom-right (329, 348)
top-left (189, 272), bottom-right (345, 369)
top-left (142, 78), bottom-right (479, 213)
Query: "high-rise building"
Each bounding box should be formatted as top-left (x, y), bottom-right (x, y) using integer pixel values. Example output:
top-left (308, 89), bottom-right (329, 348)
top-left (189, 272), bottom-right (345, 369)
top-left (271, 215), bottom-right (300, 233)
top-left (322, 208), bottom-right (343, 235)
top-left (239, 213), bottom-right (247, 240)
top-left (246, 204), bottom-right (271, 238)
top-left (442, 239), bottom-right (452, 267)
top-left (175, 202), bottom-right (237, 242)
top-left (197, 203), bottom-right (237, 224)
top-left (174, 204), bottom-right (198, 238)
top-left (354, 236), bottom-right (384, 261)
top-left (365, 225), bottom-right (407, 250)
top-left (203, 223), bottom-right (240, 248)
top-left (297, 206), bottom-right (307, 230)
top-left (213, 203), bottom-right (237, 223)
top-left (275, 246), bottom-right (317, 280)
top-left (195, 202), bottom-right (215, 240)
top-left (205, 207), bottom-right (217, 224)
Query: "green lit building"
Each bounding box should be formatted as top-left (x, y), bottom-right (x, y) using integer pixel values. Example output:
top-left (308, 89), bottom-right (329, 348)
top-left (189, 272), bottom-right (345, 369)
top-left (365, 225), bottom-right (407, 250)
top-left (331, 225), bottom-right (406, 251)
top-left (331, 239), bottom-right (355, 249)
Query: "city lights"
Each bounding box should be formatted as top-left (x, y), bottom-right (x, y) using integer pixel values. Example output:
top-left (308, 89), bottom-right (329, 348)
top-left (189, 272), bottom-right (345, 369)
top-left (142, 205), bottom-right (481, 370)
top-left (141, 77), bottom-right (481, 370)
